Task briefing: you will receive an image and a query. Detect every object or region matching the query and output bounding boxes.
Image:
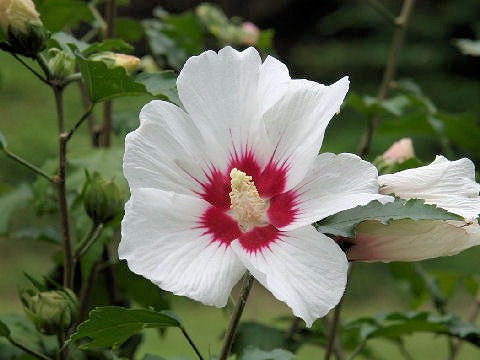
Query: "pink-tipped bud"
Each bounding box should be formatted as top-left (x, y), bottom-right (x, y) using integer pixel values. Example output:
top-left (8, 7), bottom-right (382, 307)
top-left (382, 138), bottom-right (415, 164)
top-left (114, 53), bottom-right (141, 73)
top-left (240, 22), bottom-right (259, 46)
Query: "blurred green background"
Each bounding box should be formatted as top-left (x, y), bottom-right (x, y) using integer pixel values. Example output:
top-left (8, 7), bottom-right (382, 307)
top-left (1, 0), bottom-right (480, 358)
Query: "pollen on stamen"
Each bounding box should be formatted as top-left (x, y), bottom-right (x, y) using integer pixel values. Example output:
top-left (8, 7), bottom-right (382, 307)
top-left (229, 168), bottom-right (267, 230)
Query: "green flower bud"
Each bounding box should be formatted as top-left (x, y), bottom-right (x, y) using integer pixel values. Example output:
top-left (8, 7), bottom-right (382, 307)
top-left (47, 48), bottom-right (75, 79)
top-left (21, 289), bottom-right (78, 335)
top-left (83, 172), bottom-right (124, 225)
top-left (0, 0), bottom-right (47, 57)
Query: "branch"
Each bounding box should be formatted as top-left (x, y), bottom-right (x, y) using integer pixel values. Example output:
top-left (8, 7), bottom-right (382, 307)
top-left (219, 273), bottom-right (255, 360)
top-left (53, 87), bottom-right (74, 289)
top-left (11, 54), bottom-right (49, 86)
top-left (357, 0), bottom-right (416, 157)
top-left (101, 0), bottom-right (116, 148)
top-left (180, 325), bottom-right (205, 360)
top-left (65, 103), bottom-right (95, 142)
top-left (7, 336), bottom-right (52, 360)
top-left (448, 288), bottom-right (480, 360)
top-left (2, 148), bottom-right (54, 182)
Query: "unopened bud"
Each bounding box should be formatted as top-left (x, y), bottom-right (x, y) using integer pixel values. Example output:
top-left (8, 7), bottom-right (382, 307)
top-left (382, 138), bottom-right (415, 164)
top-left (21, 289), bottom-right (78, 335)
top-left (83, 172), bottom-right (123, 225)
top-left (47, 48), bottom-right (75, 79)
top-left (89, 52), bottom-right (140, 73)
top-left (240, 22), bottom-right (259, 46)
top-left (113, 53), bottom-right (140, 73)
top-left (0, 0), bottom-right (47, 57)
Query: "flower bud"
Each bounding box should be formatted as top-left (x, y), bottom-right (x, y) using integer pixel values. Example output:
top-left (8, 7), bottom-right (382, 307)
top-left (382, 138), bottom-right (415, 164)
top-left (0, 0), bottom-right (47, 57)
top-left (113, 53), bottom-right (141, 73)
top-left (21, 289), bottom-right (78, 335)
top-left (47, 48), bottom-right (75, 79)
top-left (89, 52), bottom-right (140, 73)
top-left (240, 22), bottom-right (259, 46)
top-left (83, 172), bottom-right (124, 225)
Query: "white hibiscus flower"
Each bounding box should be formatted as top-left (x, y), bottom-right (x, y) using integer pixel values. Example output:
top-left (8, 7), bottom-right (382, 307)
top-left (119, 47), bottom-right (389, 326)
top-left (348, 156), bottom-right (480, 262)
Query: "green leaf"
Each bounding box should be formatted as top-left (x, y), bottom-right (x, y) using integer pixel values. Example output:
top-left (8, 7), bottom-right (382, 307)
top-left (115, 18), bottom-right (145, 43)
top-left (71, 306), bottom-right (182, 349)
top-left (346, 311), bottom-right (480, 347)
top-left (0, 320), bottom-right (10, 337)
top-left (135, 71), bottom-right (180, 104)
top-left (0, 130), bottom-right (7, 149)
top-left (142, 355), bottom-right (167, 360)
top-left (231, 322), bottom-right (300, 356)
top-left (317, 198), bottom-right (463, 238)
top-left (238, 347), bottom-right (296, 360)
top-left (115, 262), bottom-right (170, 311)
top-left (454, 38), bottom-right (480, 56)
top-left (0, 314), bottom-right (57, 355)
top-left (82, 39), bottom-right (134, 56)
top-left (48, 32), bottom-right (89, 55)
top-left (14, 226), bottom-right (61, 244)
top-left (0, 183), bottom-right (33, 234)
top-left (76, 54), bottom-right (146, 102)
top-left (36, 0), bottom-right (92, 32)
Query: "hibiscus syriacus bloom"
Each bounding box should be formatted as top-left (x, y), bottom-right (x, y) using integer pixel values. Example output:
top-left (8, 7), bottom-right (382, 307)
top-left (348, 156), bottom-right (480, 262)
top-left (120, 47), bottom-right (389, 326)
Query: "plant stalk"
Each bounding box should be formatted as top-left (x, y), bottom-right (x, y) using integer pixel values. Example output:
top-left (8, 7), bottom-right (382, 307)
top-left (101, 0), bottom-right (116, 148)
top-left (3, 148), bottom-right (54, 182)
top-left (7, 336), bottom-right (52, 360)
top-left (357, 0), bottom-right (416, 157)
top-left (180, 325), bottom-right (205, 360)
top-left (448, 288), bottom-right (480, 360)
top-left (53, 87), bottom-right (74, 290)
top-left (219, 273), bottom-right (255, 360)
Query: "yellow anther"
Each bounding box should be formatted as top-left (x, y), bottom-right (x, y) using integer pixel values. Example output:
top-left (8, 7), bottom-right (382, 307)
top-left (229, 168), bottom-right (267, 231)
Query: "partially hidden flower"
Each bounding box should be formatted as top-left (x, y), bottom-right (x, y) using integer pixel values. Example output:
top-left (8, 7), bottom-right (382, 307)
top-left (382, 138), bottom-right (415, 164)
top-left (348, 156), bottom-right (480, 262)
top-left (119, 47), bottom-right (389, 326)
top-left (0, 0), bottom-right (47, 57)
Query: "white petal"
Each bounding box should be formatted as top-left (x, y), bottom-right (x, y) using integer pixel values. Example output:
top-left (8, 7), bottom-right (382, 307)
top-left (177, 47), bottom-right (268, 169)
top-left (124, 100), bottom-right (210, 195)
top-left (258, 55), bottom-right (291, 112)
top-left (119, 188), bottom-right (246, 307)
top-left (277, 153), bottom-right (391, 231)
top-left (231, 226), bottom-right (348, 327)
top-left (379, 156), bottom-right (480, 220)
top-left (262, 77), bottom-right (349, 190)
top-left (348, 219), bottom-right (480, 262)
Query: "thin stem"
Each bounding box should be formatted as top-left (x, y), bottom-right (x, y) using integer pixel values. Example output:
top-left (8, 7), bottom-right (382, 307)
top-left (357, 0), bottom-right (416, 157)
top-left (65, 104), bottom-right (95, 142)
top-left (180, 325), bottom-right (205, 360)
top-left (324, 264), bottom-right (355, 360)
top-left (75, 223), bottom-right (104, 258)
top-left (367, 0), bottom-right (396, 24)
top-left (101, 0), bottom-right (116, 148)
top-left (285, 317), bottom-right (302, 341)
top-left (348, 339), bottom-right (367, 360)
top-left (36, 53), bottom-right (52, 80)
top-left (11, 54), bottom-right (49, 85)
top-left (3, 148), bottom-right (54, 182)
top-left (323, 317), bottom-right (346, 360)
top-left (53, 87), bottom-right (74, 290)
top-left (219, 273), bottom-right (255, 360)
top-left (77, 79), bottom-right (101, 147)
top-left (448, 288), bottom-right (480, 360)
top-left (7, 336), bottom-right (52, 360)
